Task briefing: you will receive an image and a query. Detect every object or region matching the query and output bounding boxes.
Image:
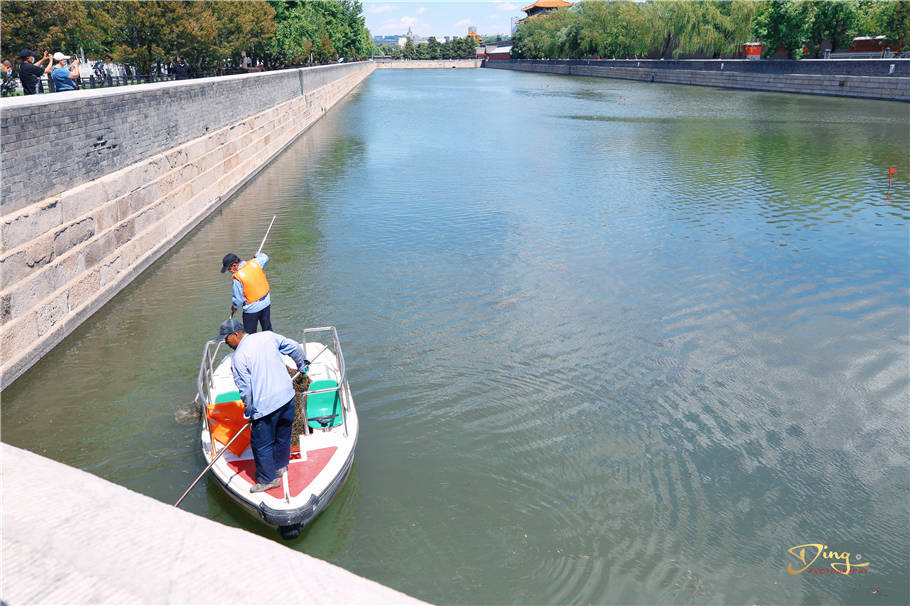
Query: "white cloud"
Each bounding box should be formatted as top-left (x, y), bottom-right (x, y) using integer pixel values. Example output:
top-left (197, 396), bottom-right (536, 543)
top-left (455, 18), bottom-right (472, 27)
top-left (493, 1), bottom-right (518, 11)
top-left (416, 7), bottom-right (427, 15)
top-left (379, 15), bottom-right (426, 34)
top-left (367, 4), bottom-right (397, 14)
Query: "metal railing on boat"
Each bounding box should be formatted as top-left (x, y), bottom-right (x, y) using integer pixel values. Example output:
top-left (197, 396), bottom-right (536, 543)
top-left (301, 326), bottom-right (350, 438)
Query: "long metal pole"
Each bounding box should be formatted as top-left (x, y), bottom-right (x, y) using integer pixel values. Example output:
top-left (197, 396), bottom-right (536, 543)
top-left (174, 421), bottom-right (251, 508)
top-left (256, 215), bottom-right (277, 257)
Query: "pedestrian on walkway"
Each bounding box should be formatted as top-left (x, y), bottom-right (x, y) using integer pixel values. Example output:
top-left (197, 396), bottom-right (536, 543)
top-left (172, 55), bottom-right (189, 80)
top-left (1, 60), bottom-right (15, 96)
top-left (224, 329), bottom-right (310, 493)
top-left (50, 52), bottom-right (80, 91)
top-left (16, 49), bottom-right (51, 95)
top-left (221, 251), bottom-right (273, 334)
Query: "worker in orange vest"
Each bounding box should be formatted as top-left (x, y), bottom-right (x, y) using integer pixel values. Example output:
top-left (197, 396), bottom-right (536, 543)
top-left (221, 252), bottom-right (272, 334)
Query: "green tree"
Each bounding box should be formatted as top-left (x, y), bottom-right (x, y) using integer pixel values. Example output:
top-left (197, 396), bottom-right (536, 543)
top-left (575, 0), bottom-right (651, 59)
top-left (801, 0), bottom-right (860, 56)
top-left (315, 29), bottom-right (335, 62)
top-left (340, 0), bottom-right (371, 58)
top-left (403, 37), bottom-right (416, 59)
top-left (753, 0), bottom-right (807, 58)
top-left (876, 0), bottom-right (910, 47)
top-left (108, 1), bottom-right (180, 74)
top-left (0, 1), bottom-right (114, 60)
top-left (427, 36), bottom-right (442, 59)
top-left (270, 0), bottom-right (368, 64)
top-left (208, 1), bottom-right (276, 68)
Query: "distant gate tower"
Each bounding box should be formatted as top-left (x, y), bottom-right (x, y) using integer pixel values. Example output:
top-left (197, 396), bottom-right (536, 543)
top-left (467, 27), bottom-right (484, 44)
top-left (517, 0), bottom-right (573, 24)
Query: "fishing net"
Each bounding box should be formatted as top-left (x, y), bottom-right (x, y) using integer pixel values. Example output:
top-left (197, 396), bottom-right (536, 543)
top-left (287, 366), bottom-right (312, 447)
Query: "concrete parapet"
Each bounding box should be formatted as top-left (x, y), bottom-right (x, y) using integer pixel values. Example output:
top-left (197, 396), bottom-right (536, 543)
top-left (375, 59), bottom-right (481, 69)
top-left (1, 443), bottom-right (425, 604)
top-left (0, 63), bottom-right (375, 389)
top-left (485, 60), bottom-right (910, 102)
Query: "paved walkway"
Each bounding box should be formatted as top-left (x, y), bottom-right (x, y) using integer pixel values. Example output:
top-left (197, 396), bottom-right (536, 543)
top-left (1, 443), bottom-right (424, 604)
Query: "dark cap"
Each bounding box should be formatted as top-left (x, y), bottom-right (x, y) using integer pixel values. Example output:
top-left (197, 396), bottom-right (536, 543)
top-left (18, 49), bottom-right (35, 59)
top-left (218, 318), bottom-right (243, 338)
top-left (221, 253), bottom-right (241, 273)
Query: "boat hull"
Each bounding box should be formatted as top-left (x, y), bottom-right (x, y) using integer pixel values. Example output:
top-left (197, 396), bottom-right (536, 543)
top-left (196, 328), bottom-right (358, 539)
top-left (209, 435), bottom-right (356, 539)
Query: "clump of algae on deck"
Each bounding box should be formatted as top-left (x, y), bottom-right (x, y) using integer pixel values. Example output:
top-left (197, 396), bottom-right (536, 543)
top-left (287, 367), bottom-right (312, 447)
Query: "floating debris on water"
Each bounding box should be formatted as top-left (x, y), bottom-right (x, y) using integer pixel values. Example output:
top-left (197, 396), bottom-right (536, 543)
top-left (174, 399), bottom-right (202, 424)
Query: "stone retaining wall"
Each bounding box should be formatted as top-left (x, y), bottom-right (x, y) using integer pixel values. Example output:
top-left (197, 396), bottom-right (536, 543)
top-left (375, 59), bottom-right (481, 69)
top-left (485, 60), bottom-right (910, 102)
top-left (0, 62), bottom-right (375, 389)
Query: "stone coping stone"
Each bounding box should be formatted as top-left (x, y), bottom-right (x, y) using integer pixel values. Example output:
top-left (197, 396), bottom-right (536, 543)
top-left (1, 442), bottom-right (426, 605)
top-left (0, 63), bottom-right (356, 111)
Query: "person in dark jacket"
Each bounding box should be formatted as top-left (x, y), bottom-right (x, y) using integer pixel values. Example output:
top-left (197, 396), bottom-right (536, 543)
top-left (172, 55), bottom-right (189, 80)
top-left (17, 49), bottom-right (51, 94)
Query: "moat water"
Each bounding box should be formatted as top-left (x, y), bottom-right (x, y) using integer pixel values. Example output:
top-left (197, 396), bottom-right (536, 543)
top-left (3, 68), bottom-right (908, 605)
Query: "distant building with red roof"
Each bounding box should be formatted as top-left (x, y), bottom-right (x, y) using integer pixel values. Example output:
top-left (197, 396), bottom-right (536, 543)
top-left (518, 0), bottom-right (573, 23)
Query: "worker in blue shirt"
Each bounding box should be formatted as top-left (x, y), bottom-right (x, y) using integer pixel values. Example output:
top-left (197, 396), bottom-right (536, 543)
top-left (225, 329), bottom-right (310, 493)
top-left (221, 251), bottom-right (272, 334)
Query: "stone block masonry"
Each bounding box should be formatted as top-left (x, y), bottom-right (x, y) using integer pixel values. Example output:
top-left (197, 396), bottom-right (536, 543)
top-left (485, 59), bottom-right (910, 102)
top-left (2, 443), bottom-right (425, 604)
top-left (375, 59), bottom-right (481, 69)
top-left (0, 62), bottom-right (375, 389)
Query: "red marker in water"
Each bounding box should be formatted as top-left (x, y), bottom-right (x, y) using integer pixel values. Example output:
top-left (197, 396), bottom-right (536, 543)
top-left (889, 166), bottom-right (896, 188)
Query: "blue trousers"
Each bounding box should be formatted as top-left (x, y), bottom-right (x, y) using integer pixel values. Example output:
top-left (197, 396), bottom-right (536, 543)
top-left (250, 397), bottom-right (295, 484)
top-left (242, 305), bottom-right (272, 334)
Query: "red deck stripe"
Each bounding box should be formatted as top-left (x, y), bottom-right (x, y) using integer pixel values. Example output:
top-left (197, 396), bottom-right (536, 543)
top-left (226, 447), bottom-right (338, 498)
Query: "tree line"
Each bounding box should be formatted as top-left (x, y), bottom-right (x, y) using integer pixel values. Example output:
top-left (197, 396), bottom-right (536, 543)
top-left (1, 0), bottom-right (373, 75)
top-left (376, 36), bottom-right (478, 60)
top-left (511, 0), bottom-right (909, 60)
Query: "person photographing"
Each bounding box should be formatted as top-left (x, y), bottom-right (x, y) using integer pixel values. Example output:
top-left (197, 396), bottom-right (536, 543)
top-left (50, 52), bottom-right (80, 91)
top-left (224, 329), bottom-right (310, 493)
top-left (221, 251), bottom-right (272, 334)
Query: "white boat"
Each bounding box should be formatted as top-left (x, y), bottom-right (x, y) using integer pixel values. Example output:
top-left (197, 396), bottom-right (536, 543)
top-left (195, 326), bottom-right (358, 539)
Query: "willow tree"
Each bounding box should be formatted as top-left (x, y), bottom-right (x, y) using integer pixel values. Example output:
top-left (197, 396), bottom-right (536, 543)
top-left (642, 1), bottom-right (741, 59)
top-left (574, 0), bottom-right (652, 58)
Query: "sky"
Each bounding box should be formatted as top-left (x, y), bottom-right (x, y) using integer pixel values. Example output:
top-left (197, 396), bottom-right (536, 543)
top-left (363, 1), bottom-right (527, 38)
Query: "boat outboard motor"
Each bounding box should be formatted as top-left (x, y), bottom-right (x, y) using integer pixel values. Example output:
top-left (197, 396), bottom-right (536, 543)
top-left (218, 318), bottom-right (243, 339)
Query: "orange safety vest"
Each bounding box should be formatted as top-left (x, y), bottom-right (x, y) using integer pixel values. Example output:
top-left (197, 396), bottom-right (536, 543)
top-left (234, 259), bottom-right (270, 304)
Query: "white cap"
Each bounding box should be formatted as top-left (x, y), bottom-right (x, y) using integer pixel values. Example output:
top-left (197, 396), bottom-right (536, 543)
top-left (53, 52), bottom-right (70, 62)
